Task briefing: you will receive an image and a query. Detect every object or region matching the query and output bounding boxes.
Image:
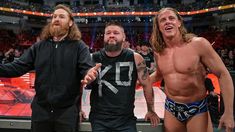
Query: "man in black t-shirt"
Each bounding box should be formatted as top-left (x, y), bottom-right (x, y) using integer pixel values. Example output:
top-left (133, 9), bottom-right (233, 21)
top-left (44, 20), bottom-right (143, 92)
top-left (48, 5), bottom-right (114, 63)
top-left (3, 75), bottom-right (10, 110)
top-left (82, 22), bottom-right (160, 132)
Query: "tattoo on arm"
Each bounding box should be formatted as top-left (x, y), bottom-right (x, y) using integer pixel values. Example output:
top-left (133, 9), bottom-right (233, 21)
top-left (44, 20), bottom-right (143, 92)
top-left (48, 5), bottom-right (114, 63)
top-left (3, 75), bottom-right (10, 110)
top-left (137, 60), bottom-right (148, 80)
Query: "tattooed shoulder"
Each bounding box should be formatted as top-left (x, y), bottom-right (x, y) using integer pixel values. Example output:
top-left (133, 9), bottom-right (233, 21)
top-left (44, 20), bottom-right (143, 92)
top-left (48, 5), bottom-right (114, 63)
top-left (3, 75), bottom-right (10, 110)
top-left (137, 60), bottom-right (149, 80)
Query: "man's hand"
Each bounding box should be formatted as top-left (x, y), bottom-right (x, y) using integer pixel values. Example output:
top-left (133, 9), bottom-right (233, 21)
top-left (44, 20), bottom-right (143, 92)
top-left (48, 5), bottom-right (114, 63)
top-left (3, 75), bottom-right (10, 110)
top-left (144, 111), bottom-right (160, 127)
top-left (81, 63), bottom-right (101, 88)
top-left (218, 113), bottom-right (234, 132)
top-left (209, 91), bottom-right (217, 97)
top-left (79, 110), bottom-right (86, 123)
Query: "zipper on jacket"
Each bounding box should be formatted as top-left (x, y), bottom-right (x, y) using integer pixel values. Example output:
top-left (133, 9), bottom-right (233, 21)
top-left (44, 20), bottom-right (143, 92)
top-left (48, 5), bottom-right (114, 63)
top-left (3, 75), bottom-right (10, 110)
top-left (55, 44), bottom-right (58, 48)
top-left (50, 104), bottom-right (54, 113)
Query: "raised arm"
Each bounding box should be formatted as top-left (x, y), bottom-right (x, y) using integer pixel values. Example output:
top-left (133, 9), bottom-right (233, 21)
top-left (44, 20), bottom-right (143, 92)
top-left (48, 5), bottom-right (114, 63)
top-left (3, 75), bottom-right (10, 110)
top-left (81, 63), bottom-right (101, 88)
top-left (0, 44), bottom-right (36, 77)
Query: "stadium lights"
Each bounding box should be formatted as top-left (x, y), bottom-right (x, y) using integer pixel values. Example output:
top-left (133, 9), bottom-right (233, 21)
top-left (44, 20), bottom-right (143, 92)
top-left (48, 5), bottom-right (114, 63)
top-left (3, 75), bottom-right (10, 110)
top-left (0, 4), bottom-right (234, 17)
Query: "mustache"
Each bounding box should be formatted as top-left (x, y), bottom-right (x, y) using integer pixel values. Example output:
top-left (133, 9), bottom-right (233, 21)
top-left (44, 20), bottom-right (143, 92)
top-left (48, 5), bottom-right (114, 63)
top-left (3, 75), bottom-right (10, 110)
top-left (107, 38), bottom-right (117, 42)
top-left (52, 22), bottom-right (60, 26)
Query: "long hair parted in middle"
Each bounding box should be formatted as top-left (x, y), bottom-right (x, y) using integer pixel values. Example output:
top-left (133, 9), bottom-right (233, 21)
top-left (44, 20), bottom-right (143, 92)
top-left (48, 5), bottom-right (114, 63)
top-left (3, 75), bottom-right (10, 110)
top-left (150, 7), bottom-right (195, 53)
top-left (40, 4), bottom-right (81, 41)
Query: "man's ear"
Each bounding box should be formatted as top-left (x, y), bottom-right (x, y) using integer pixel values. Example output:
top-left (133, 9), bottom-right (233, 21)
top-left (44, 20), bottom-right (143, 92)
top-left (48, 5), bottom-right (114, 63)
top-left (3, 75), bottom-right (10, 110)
top-left (178, 24), bottom-right (181, 28)
top-left (123, 33), bottom-right (126, 42)
top-left (69, 20), bottom-right (73, 27)
top-left (178, 21), bottom-right (182, 28)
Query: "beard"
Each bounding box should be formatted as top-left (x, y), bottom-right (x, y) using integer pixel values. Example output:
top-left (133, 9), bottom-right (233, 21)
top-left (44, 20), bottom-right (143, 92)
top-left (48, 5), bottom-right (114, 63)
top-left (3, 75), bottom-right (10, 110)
top-left (49, 23), bottom-right (69, 37)
top-left (104, 41), bottom-right (122, 52)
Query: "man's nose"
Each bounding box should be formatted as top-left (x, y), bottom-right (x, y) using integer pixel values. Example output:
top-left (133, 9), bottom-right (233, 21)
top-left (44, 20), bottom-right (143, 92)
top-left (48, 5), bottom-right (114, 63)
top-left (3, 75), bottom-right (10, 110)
top-left (165, 19), bottom-right (171, 24)
top-left (109, 33), bottom-right (115, 37)
top-left (53, 16), bottom-right (60, 21)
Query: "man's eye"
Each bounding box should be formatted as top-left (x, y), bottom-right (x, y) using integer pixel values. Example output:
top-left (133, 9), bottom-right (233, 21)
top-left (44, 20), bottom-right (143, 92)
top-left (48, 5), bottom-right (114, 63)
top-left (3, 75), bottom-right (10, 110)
top-left (160, 19), bottom-right (165, 23)
top-left (169, 16), bottom-right (175, 20)
top-left (59, 15), bottom-right (65, 19)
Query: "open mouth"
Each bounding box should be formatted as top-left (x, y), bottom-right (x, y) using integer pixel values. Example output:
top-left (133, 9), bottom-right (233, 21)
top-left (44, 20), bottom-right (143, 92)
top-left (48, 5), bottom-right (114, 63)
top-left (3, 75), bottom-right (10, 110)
top-left (165, 26), bottom-right (173, 31)
top-left (52, 22), bottom-right (60, 26)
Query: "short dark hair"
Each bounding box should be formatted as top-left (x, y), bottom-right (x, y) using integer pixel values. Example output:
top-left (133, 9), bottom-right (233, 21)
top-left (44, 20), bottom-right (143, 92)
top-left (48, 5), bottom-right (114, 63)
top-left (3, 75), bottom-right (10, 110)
top-left (105, 21), bottom-right (124, 31)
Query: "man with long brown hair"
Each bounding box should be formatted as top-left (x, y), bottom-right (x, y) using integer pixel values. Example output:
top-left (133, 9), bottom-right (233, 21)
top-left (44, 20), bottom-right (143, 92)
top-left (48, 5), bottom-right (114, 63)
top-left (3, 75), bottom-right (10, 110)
top-left (150, 7), bottom-right (234, 132)
top-left (0, 4), bottom-right (93, 132)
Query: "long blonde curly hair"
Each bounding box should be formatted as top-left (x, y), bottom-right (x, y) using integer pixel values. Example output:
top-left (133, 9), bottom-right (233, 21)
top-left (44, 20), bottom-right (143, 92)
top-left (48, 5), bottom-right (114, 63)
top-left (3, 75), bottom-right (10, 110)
top-left (150, 7), bottom-right (195, 53)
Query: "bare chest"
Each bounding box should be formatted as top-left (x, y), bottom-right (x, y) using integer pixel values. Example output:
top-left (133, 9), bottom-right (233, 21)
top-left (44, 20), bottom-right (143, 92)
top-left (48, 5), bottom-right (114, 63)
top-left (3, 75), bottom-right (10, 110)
top-left (157, 47), bottom-right (200, 74)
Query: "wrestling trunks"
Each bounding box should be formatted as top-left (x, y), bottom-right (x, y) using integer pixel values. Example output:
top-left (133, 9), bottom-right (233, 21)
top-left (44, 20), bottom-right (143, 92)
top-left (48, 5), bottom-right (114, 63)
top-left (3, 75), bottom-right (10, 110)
top-left (165, 97), bottom-right (208, 122)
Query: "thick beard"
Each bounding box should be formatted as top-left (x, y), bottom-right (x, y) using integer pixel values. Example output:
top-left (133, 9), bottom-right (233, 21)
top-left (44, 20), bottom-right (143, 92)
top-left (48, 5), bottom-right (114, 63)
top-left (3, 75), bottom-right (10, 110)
top-left (104, 41), bottom-right (122, 52)
top-left (50, 23), bottom-right (69, 37)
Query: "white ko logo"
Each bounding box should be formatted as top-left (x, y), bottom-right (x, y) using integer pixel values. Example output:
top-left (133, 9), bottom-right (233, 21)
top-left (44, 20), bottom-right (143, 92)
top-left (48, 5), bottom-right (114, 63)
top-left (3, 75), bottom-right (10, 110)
top-left (98, 62), bottom-right (134, 97)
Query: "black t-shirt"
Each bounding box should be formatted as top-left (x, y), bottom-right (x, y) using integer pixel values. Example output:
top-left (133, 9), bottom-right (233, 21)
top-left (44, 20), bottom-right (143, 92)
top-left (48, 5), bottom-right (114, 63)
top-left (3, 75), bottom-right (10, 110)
top-left (90, 49), bottom-right (138, 120)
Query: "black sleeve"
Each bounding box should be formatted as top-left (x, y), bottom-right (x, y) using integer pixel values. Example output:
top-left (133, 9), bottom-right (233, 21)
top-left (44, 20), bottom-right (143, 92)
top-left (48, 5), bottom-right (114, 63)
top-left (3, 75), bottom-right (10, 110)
top-left (77, 41), bottom-right (94, 78)
top-left (0, 44), bottom-right (36, 77)
top-left (205, 78), bottom-right (214, 92)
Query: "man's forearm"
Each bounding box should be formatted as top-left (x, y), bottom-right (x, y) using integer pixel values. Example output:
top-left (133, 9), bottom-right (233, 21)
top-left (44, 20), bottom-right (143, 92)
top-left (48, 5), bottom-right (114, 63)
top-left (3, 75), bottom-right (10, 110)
top-left (143, 85), bottom-right (155, 112)
top-left (219, 73), bottom-right (234, 114)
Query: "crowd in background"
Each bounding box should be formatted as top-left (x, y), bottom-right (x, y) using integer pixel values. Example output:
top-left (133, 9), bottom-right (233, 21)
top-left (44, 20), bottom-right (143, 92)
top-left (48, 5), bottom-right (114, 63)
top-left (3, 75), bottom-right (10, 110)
top-left (0, 27), bottom-right (234, 71)
top-left (0, 0), bottom-right (234, 70)
top-left (0, 0), bottom-right (234, 13)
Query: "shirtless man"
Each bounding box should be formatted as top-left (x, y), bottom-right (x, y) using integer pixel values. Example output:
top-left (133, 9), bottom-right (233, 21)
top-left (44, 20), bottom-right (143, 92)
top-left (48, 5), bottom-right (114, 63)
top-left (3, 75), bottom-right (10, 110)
top-left (150, 7), bottom-right (234, 132)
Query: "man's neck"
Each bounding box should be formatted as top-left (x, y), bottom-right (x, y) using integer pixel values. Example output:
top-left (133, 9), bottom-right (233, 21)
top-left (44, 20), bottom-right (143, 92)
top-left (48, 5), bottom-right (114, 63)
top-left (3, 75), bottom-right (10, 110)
top-left (105, 50), bottom-right (123, 57)
top-left (53, 33), bottom-right (68, 42)
top-left (164, 35), bottom-right (183, 48)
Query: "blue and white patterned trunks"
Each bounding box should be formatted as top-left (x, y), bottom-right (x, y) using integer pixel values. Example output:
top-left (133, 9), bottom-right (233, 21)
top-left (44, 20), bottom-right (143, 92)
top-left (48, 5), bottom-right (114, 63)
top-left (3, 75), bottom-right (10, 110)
top-left (165, 97), bottom-right (208, 122)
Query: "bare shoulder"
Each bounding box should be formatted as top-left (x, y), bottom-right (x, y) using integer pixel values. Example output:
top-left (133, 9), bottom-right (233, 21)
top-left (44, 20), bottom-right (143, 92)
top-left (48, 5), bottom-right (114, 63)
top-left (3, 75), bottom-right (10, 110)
top-left (191, 37), bottom-right (211, 47)
top-left (134, 52), bottom-right (148, 71)
top-left (191, 37), bottom-right (216, 57)
top-left (134, 52), bottom-right (144, 64)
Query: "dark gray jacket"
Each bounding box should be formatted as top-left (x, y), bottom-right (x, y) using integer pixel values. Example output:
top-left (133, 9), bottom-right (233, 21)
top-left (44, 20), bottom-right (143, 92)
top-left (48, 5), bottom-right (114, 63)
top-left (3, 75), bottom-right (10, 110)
top-left (0, 38), bottom-right (93, 109)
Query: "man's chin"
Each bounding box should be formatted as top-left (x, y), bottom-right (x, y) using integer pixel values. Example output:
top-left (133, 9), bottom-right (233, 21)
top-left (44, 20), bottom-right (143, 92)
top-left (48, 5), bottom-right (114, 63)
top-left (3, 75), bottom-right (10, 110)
top-left (104, 45), bottom-right (122, 52)
top-left (52, 27), bottom-right (61, 31)
top-left (107, 42), bottom-right (117, 45)
top-left (105, 48), bottom-right (122, 52)
top-left (164, 33), bottom-right (175, 39)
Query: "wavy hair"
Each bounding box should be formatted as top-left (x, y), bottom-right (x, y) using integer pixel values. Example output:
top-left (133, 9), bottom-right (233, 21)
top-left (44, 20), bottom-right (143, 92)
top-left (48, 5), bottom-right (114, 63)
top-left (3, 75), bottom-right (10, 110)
top-left (40, 4), bottom-right (81, 41)
top-left (150, 7), bottom-right (195, 53)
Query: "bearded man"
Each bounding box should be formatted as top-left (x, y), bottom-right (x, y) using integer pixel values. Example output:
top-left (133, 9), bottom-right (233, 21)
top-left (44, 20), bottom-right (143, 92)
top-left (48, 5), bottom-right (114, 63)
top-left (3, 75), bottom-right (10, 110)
top-left (0, 4), bottom-right (93, 132)
top-left (82, 22), bottom-right (160, 132)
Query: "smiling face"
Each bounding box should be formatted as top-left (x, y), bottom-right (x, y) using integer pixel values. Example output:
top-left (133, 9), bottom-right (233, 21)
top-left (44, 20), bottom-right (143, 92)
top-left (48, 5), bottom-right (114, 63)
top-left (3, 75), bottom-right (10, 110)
top-left (104, 25), bottom-right (125, 52)
top-left (50, 8), bottom-right (73, 37)
top-left (157, 9), bottom-right (181, 39)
